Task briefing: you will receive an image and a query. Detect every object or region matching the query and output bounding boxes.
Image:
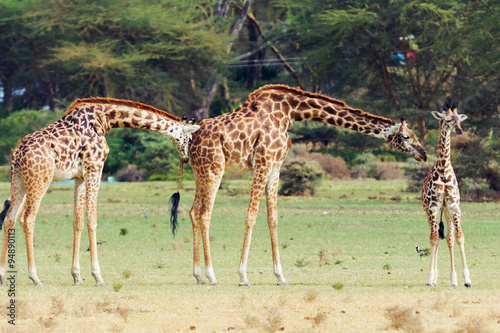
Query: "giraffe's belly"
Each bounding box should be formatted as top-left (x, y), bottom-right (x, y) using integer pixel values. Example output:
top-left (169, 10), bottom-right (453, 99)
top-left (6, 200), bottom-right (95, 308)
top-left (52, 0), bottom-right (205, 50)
top-left (52, 164), bottom-right (83, 182)
top-left (225, 160), bottom-right (252, 174)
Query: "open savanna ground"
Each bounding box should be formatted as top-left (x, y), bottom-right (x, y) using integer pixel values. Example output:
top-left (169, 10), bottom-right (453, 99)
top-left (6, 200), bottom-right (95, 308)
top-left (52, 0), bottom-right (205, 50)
top-left (1, 178), bottom-right (499, 332)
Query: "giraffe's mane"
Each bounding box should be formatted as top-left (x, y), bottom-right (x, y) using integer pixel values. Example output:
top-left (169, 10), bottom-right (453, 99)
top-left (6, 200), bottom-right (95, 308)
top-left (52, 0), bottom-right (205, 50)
top-left (64, 97), bottom-right (181, 122)
top-left (248, 84), bottom-right (395, 125)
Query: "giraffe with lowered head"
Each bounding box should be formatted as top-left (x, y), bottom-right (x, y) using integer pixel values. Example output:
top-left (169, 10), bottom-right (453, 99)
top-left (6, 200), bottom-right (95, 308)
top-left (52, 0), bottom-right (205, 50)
top-left (173, 84), bottom-right (427, 286)
top-left (0, 98), bottom-right (199, 286)
top-left (422, 101), bottom-right (471, 287)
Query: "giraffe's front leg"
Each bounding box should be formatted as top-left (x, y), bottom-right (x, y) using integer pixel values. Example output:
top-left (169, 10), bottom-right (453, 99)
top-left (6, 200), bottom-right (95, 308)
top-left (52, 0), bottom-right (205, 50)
top-left (239, 167), bottom-right (272, 287)
top-left (71, 178), bottom-right (85, 286)
top-left (266, 163), bottom-right (288, 286)
top-left (85, 172), bottom-right (105, 287)
top-left (189, 166), bottom-right (222, 286)
top-left (426, 209), bottom-right (440, 286)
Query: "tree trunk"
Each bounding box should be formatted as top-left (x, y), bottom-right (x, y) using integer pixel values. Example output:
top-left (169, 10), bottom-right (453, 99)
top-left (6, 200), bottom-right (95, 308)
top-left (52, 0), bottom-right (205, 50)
top-left (245, 22), bottom-right (264, 89)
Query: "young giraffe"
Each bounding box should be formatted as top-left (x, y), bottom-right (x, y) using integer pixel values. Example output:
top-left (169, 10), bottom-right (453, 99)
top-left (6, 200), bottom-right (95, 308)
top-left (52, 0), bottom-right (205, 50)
top-left (0, 98), bottom-right (199, 286)
top-left (422, 101), bottom-right (471, 287)
top-left (179, 84), bottom-right (427, 286)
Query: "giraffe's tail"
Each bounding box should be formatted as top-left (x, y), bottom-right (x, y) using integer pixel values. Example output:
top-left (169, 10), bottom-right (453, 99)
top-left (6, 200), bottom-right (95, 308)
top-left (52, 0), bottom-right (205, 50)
top-left (168, 161), bottom-right (184, 237)
top-left (0, 199), bottom-right (11, 230)
top-left (438, 211), bottom-right (446, 239)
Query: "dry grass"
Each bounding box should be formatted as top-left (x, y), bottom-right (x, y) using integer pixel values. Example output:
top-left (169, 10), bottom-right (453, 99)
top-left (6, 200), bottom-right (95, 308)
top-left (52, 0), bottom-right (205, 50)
top-left (1, 180), bottom-right (499, 332)
top-left (456, 316), bottom-right (491, 333)
top-left (385, 305), bottom-right (424, 332)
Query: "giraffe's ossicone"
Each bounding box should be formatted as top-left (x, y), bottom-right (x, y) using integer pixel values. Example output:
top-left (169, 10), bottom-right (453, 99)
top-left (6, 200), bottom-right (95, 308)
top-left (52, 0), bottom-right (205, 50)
top-left (422, 101), bottom-right (471, 288)
top-left (0, 98), bottom-right (199, 287)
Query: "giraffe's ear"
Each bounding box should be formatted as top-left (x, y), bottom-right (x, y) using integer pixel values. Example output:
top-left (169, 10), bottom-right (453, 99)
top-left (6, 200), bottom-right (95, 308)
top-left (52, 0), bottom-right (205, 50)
top-left (183, 124), bottom-right (200, 134)
top-left (458, 114), bottom-right (468, 122)
top-left (431, 111), bottom-right (442, 120)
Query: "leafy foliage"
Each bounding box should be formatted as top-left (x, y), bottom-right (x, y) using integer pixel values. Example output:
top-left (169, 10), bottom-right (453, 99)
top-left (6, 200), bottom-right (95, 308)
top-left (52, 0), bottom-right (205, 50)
top-left (0, 110), bottom-right (61, 164)
top-left (279, 158), bottom-right (324, 196)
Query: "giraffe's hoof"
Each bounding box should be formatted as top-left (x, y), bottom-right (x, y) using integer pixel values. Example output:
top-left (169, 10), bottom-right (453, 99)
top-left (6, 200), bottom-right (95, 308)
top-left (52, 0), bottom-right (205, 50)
top-left (464, 283), bottom-right (472, 288)
top-left (196, 280), bottom-right (207, 285)
top-left (73, 281), bottom-right (84, 286)
top-left (210, 282), bottom-right (220, 286)
top-left (239, 282), bottom-right (252, 287)
top-left (277, 281), bottom-right (290, 286)
top-left (425, 283), bottom-right (433, 287)
top-left (34, 282), bottom-right (44, 287)
top-left (95, 282), bottom-right (106, 287)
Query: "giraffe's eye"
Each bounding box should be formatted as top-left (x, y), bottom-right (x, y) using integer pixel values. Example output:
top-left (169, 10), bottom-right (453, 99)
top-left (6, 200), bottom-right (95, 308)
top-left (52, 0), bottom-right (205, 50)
top-left (402, 135), bottom-right (410, 140)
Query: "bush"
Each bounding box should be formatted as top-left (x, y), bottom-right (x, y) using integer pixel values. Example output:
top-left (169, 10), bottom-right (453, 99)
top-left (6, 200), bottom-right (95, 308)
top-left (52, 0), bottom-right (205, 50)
top-left (372, 162), bottom-right (403, 180)
top-left (404, 156), bottom-right (437, 192)
top-left (347, 152), bottom-right (405, 180)
top-left (279, 158), bottom-right (324, 196)
top-left (308, 153), bottom-right (350, 179)
top-left (460, 178), bottom-right (490, 201)
top-left (115, 165), bottom-right (146, 182)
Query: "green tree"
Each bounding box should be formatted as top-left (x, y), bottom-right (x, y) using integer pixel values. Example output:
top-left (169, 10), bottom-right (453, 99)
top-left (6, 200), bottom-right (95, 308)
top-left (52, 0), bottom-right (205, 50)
top-left (274, 0), bottom-right (466, 141)
top-left (1, 0), bottom-right (229, 116)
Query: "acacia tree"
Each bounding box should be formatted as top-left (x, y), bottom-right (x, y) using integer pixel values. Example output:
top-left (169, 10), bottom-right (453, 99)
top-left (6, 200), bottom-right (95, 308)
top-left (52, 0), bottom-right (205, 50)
top-left (274, 0), bottom-right (466, 142)
top-left (0, 0), bottom-right (229, 115)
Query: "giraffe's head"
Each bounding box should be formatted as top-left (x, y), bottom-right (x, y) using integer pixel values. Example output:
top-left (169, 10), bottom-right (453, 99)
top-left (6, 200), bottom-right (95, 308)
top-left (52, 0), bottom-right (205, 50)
top-left (168, 119), bottom-right (200, 163)
top-left (387, 117), bottom-right (427, 162)
top-left (432, 101), bottom-right (467, 134)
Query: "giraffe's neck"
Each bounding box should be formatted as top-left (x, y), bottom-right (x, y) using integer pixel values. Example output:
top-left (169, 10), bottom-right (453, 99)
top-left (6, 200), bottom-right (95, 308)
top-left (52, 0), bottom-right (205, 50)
top-left (436, 121), bottom-right (452, 174)
top-left (286, 94), bottom-right (396, 142)
top-left (64, 99), bottom-right (182, 136)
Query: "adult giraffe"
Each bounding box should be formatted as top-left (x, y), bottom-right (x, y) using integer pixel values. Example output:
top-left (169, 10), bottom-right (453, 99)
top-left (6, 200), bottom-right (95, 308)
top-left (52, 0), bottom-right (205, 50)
top-left (0, 98), bottom-right (199, 286)
top-left (175, 84), bottom-right (427, 286)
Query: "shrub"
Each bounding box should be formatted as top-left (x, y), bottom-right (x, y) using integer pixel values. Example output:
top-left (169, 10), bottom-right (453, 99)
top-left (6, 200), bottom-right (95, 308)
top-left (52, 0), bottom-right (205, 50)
top-left (350, 153), bottom-right (378, 179)
top-left (309, 153), bottom-right (350, 179)
top-left (372, 162), bottom-right (403, 180)
top-left (279, 158), bottom-right (324, 196)
top-left (404, 155), bottom-right (437, 192)
top-left (115, 165), bottom-right (146, 182)
top-left (460, 178), bottom-right (490, 201)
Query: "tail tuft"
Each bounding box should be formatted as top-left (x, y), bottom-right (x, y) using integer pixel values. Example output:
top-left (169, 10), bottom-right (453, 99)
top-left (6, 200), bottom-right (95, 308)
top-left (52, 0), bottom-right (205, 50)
top-left (169, 192), bottom-right (180, 237)
top-left (0, 200), bottom-right (11, 230)
top-left (438, 221), bottom-right (446, 239)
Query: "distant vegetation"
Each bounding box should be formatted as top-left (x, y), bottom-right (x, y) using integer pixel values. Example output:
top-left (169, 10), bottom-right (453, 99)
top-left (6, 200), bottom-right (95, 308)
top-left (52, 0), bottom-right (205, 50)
top-left (1, 0), bottom-right (498, 198)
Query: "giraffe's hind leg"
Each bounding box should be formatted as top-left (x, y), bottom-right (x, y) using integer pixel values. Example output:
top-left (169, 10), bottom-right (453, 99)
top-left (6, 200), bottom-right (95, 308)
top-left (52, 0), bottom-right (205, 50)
top-left (20, 178), bottom-right (51, 287)
top-left (0, 173), bottom-right (26, 285)
top-left (71, 178), bottom-right (85, 285)
top-left (189, 166), bottom-right (223, 286)
top-left (238, 164), bottom-right (275, 287)
top-left (84, 172), bottom-right (106, 286)
top-left (190, 198), bottom-right (207, 285)
top-left (444, 208), bottom-right (458, 286)
top-left (265, 162), bottom-right (288, 286)
top-left (453, 206), bottom-right (471, 287)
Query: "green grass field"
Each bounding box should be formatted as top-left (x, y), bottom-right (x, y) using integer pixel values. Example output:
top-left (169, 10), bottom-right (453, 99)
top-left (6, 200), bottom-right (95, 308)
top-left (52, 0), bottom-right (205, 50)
top-left (1, 179), bottom-right (499, 332)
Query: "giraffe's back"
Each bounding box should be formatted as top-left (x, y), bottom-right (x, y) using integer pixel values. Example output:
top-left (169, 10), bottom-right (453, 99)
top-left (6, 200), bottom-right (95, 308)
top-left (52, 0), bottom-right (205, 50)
top-left (191, 100), bottom-right (291, 173)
